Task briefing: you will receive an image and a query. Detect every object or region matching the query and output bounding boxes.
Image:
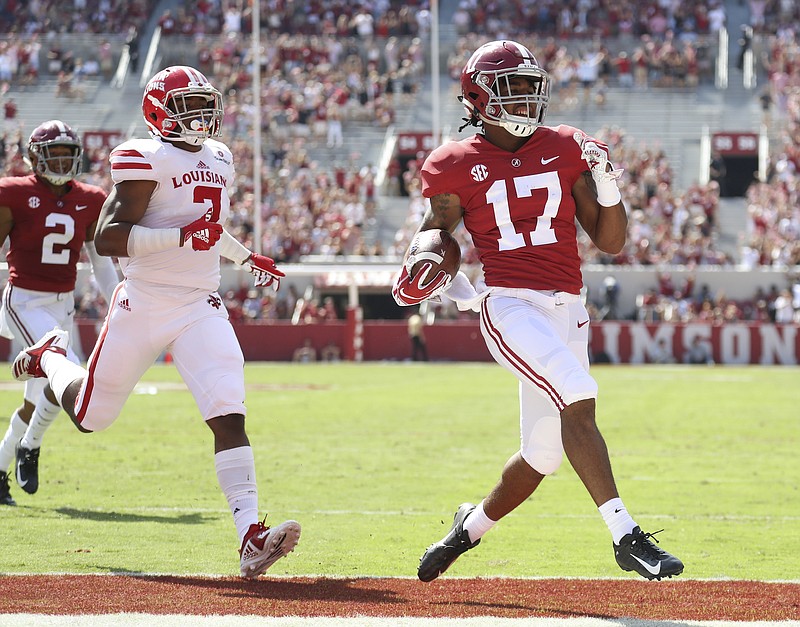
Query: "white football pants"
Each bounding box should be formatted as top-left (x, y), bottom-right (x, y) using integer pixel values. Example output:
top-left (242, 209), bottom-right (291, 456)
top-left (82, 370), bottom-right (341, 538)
top-left (75, 280), bottom-right (246, 431)
top-left (480, 288), bottom-right (598, 475)
top-left (1, 284), bottom-right (82, 404)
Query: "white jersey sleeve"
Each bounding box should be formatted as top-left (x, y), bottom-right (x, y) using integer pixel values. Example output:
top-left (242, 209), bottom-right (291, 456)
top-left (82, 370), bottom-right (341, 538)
top-left (108, 137), bottom-right (236, 291)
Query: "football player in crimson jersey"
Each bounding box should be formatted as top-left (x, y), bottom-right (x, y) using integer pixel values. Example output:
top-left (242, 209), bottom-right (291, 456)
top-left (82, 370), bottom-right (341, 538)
top-left (9, 66), bottom-right (300, 578)
top-left (393, 41), bottom-right (683, 581)
top-left (0, 120), bottom-right (120, 506)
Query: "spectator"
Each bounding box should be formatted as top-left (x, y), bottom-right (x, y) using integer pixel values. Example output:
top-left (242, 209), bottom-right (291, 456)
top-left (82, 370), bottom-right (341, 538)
top-left (317, 296), bottom-right (339, 322)
top-left (407, 310), bottom-right (428, 362)
top-left (99, 39), bottom-right (114, 81)
top-left (326, 103), bottom-right (343, 148)
top-left (320, 342), bottom-right (342, 362)
top-left (652, 338), bottom-right (676, 364)
top-left (292, 338), bottom-right (317, 363)
top-left (2, 97), bottom-right (17, 135)
top-left (126, 27), bottom-right (140, 74)
top-left (615, 51), bottom-right (633, 88)
top-left (685, 336), bottom-right (714, 365)
top-left (774, 289), bottom-right (795, 323)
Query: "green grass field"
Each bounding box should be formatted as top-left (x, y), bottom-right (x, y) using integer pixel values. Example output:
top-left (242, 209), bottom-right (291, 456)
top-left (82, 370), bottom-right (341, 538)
top-left (0, 363), bottom-right (798, 581)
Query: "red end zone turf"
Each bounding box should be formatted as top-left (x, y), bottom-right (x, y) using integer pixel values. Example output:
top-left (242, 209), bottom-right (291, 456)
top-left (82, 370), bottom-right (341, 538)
top-left (0, 576), bottom-right (798, 620)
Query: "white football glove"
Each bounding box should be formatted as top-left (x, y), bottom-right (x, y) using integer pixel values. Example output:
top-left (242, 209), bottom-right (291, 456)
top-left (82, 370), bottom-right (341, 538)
top-left (573, 132), bottom-right (623, 184)
top-left (574, 132), bottom-right (624, 206)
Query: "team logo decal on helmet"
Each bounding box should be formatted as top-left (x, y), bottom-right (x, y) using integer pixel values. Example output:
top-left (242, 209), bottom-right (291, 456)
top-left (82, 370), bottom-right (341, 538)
top-left (460, 40), bottom-right (550, 138)
top-left (142, 65), bottom-right (223, 146)
top-left (27, 120), bottom-right (83, 186)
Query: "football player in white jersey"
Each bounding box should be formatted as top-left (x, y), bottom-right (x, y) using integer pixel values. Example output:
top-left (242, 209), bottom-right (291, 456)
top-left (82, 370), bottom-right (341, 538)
top-left (10, 66), bottom-right (300, 578)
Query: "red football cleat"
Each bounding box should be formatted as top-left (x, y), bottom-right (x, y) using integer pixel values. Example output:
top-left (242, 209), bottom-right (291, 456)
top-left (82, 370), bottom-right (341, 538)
top-left (239, 518), bottom-right (301, 578)
top-left (11, 329), bottom-right (68, 381)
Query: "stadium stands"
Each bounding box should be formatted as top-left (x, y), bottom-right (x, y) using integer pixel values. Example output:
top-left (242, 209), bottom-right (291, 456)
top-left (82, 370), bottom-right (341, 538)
top-left (1, 0), bottom-right (798, 330)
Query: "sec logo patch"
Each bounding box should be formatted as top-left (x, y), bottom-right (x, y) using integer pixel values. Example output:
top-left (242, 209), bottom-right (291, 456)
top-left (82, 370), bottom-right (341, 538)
top-left (28, 196), bottom-right (41, 209)
top-left (470, 164), bottom-right (489, 182)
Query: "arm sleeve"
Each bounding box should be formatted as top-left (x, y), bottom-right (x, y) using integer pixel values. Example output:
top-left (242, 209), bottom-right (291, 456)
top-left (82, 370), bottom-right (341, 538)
top-left (85, 241), bottom-right (120, 304)
top-left (219, 229), bottom-right (252, 265)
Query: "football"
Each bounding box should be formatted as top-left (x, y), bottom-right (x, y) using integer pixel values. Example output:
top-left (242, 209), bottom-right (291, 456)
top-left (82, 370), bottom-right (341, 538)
top-left (408, 229), bottom-right (461, 281)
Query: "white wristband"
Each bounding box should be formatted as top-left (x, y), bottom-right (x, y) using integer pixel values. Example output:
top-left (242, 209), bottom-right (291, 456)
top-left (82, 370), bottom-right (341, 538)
top-left (219, 229), bottom-right (252, 265)
top-left (85, 241), bottom-right (120, 303)
top-left (596, 179), bottom-right (622, 207)
top-left (127, 224), bottom-right (182, 256)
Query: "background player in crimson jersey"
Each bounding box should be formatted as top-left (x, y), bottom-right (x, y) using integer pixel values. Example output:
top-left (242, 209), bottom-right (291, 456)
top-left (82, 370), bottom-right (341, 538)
top-left (0, 120), bottom-right (119, 506)
top-left (10, 66), bottom-right (300, 578)
top-left (393, 41), bottom-right (684, 582)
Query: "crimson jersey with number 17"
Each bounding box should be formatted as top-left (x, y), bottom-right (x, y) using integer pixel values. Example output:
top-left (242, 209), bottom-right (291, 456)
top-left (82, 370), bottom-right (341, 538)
top-left (420, 124), bottom-right (602, 295)
top-left (0, 174), bottom-right (105, 292)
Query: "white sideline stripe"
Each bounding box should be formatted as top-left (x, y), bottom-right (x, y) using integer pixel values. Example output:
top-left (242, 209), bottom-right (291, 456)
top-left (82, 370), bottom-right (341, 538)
top-left (41, 505), bottom-right (800, 522)
top-left (0, 616), bottom-right (797, 627)
top-left (5, 573), bottom-right (800, 584)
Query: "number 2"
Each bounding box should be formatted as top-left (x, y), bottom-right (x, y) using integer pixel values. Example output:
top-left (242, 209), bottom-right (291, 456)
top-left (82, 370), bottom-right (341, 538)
top-left (486, 172), bottom-right (561, 251)
top-left (41, 214), bottom-right (75, 265)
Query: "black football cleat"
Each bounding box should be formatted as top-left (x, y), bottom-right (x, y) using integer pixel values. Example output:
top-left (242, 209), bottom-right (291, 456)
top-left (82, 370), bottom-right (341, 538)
top-left (0, 471), bottom-right (16, 506)
top-left (418, 503), bottom-right (481, 582)
top-left (16, 446), bottom-right (40, 495)
top-left (614, 526), bottom-right (684, 580)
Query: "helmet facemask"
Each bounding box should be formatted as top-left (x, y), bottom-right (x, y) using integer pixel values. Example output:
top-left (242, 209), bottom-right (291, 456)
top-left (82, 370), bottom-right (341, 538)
top-left (473, 68), bottom-right (550, 137)
top-left (30, 142), bottom-right (83, 186)
top-left (162, 88), bottom-right (223, 146)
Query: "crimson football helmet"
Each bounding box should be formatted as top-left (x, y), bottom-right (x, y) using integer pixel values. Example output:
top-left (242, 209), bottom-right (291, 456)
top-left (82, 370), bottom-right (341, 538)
top-left (27, 120), bottom-right (83, 186)
top-left (142, 65), bottom-right (223, 146)
top-left (460, 40), bottom-right (550, 138)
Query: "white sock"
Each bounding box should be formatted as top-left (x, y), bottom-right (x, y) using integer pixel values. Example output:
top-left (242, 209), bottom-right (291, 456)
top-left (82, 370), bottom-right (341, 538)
top-left (599, 497), bottom-right (637, 545)
top-left (214, 446), bottom-right (259, 542)
top-left (0, 411), bottom-right (27, 471)
top-left (20, 392), bottom-right (61, 449)
top-left (41, 353), bottom-right (86, 411)
top-left (462, 500), bottom-right (497, 543)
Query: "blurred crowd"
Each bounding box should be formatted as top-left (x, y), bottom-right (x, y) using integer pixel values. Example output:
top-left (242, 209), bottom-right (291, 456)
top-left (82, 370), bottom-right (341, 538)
top-left (450, 0), bottom-right (727, 40)
top-left (0, 0), bottom-right (153, 35)
top-left (0, 0), bottom-right (799, 324)
top-left (159, 0), bottom-right (428, 39)
top-left (595, 271), bottom-right (800, 324)
top-left (738, 19), bottom-right (800, 270)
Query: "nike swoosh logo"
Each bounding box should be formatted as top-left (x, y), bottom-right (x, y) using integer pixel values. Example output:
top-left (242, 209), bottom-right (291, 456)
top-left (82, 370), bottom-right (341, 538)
top-left (577, 320), bottom-right (590, 328)
top-left (76, 205), bottom-right (88, 211)
top-left (15, 456), bottom-right (28, 487)
top-left (541, 156), bottom-right (559, 165)
top-left (631, 554), bottom-right (662, 575)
